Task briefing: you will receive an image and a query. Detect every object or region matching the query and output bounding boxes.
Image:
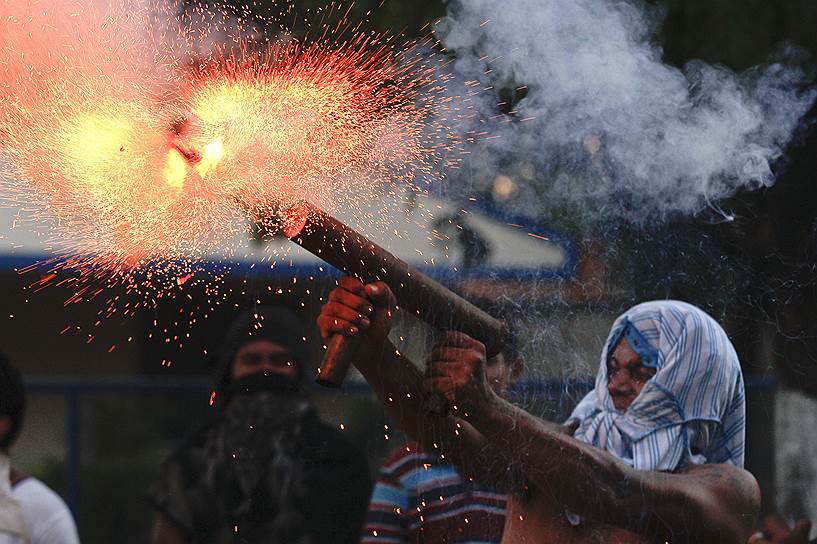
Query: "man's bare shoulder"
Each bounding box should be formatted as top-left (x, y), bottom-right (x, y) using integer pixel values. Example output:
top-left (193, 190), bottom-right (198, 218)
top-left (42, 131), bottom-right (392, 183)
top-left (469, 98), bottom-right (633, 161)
top-left (675, 463), bottom-right (761, 535)
top-left (679, 463), bottom-right (760, 503)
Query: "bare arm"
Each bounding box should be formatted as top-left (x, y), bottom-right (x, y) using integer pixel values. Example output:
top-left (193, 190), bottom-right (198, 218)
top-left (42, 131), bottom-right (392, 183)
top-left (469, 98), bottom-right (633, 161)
top-left (318, 279), bottom-right (759, 542)
top-left (467, 391), bottom-right (758, 541)
top-left (355, 336), bottom-right (488, 468)
top-left (425, 331), bottom-right (760, 543)
top-left (316, 278), bottom-right (516, 485)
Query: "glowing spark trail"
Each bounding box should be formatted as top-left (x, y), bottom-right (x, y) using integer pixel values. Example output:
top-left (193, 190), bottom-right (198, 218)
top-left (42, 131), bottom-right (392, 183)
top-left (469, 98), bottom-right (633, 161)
top-left (0, 0), bottom-right (456, 307)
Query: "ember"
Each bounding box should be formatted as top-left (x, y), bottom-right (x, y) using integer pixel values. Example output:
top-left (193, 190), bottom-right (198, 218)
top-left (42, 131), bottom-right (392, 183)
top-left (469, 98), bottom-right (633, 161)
top-left (0, 0), bottom-right (455, 298)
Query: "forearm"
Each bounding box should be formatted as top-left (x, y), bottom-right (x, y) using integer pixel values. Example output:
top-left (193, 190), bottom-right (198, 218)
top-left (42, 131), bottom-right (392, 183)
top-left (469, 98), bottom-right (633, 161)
top-left (355, 339), bottom-right (446, 447)
top-left (469, 393), bottom-right (647, 522)
top-left (354, 339), bottom-right (515, 484)
top-left (469, 395), bottom-right (751, 541)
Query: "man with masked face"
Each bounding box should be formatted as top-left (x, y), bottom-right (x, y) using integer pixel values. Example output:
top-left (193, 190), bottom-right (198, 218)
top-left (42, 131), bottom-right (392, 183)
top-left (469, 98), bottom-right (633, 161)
top-left (150, 306), bottom-right (372, 544)
top-left (317, 278), bottom-right (760, 543)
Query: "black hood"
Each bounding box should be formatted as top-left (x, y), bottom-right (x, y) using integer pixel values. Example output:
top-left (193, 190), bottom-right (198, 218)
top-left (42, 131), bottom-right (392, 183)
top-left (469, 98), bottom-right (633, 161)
top-left (214, 306), bottom-right (309, 400)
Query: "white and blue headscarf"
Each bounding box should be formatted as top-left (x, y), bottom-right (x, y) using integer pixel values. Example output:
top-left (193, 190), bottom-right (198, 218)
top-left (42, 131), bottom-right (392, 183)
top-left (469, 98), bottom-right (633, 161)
top-left (567, 300), bottom-right (746, 472)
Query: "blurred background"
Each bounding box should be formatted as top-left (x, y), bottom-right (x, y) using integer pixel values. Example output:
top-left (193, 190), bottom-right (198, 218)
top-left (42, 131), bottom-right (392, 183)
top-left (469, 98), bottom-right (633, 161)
top-left (2, 0), bottom-right (817, 541)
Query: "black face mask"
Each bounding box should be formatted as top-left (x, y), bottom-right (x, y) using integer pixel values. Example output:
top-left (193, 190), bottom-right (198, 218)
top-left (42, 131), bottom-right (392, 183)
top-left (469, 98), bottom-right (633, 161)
top-left (224, 371), bottom-right (304, 400)
top-left (167, 370), bottom-right (315, 543)
top-left (216, 371), bottom-right (304, 409)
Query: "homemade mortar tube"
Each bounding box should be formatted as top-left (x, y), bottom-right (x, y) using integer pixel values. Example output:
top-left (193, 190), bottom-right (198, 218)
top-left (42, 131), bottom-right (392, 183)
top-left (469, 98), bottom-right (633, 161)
top-left (278, 200), bottom-right (508, 415)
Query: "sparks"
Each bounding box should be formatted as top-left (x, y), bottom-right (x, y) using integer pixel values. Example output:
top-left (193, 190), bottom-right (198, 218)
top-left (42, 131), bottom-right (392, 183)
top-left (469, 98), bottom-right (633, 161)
top-left (0, 0), bottom-right (462, 317)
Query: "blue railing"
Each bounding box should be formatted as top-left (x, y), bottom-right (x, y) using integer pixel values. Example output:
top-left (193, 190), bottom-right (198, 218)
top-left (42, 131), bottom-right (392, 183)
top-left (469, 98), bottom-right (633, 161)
top-left (23, 374), bottom-right (777, 517)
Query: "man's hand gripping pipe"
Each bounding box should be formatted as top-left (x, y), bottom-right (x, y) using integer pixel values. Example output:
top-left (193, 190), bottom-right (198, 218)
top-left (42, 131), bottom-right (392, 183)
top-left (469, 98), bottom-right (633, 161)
top-left (275, 200), bottom-right (508, 415)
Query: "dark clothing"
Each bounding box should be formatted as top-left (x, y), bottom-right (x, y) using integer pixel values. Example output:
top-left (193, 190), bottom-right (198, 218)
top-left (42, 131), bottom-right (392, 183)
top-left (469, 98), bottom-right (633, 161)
top-left (214, 307), bottom-right (311, 396)
top-left (149, 375), bottom-right (371, 544)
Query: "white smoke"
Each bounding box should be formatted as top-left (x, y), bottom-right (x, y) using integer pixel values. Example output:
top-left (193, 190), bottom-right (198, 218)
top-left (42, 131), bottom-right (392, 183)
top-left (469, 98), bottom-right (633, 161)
top-left (437, 0), bottom-right (816, 221)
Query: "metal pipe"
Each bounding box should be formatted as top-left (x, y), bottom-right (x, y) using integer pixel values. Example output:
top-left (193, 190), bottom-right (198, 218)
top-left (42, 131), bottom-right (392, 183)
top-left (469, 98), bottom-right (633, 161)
top-left (278, 201), bottom-right (508, 413)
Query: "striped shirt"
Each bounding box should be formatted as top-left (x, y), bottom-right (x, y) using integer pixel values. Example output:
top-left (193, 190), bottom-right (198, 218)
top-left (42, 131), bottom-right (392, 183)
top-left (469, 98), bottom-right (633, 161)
top-left (361, 442), bottom-right (506, 544)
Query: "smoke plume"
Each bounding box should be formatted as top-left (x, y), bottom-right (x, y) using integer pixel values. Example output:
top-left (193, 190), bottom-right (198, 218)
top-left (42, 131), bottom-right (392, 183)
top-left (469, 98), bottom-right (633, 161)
top-left (437, 0), bottom-right (816, 222)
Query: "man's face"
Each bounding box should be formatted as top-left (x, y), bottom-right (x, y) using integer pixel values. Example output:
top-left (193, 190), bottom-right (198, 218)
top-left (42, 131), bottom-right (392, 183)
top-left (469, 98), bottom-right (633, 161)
top-left (607, 337), bottom-right (657, 412)
top-left (486, 352), bottom-right (521, 396)
top-left (231, 339), bottom-right (299, 381)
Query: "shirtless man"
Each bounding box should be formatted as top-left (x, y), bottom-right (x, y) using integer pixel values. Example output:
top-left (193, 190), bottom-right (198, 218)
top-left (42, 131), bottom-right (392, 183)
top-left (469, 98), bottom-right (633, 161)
top-left (317, 278), bottom-right (760, 543)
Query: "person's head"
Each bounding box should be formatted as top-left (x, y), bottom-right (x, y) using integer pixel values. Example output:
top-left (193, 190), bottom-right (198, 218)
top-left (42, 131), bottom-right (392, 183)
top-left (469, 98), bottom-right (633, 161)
top-left (569, 300), bottom-right (746, 471)
top-left (0, 353), bottom-right (25, 453)
top-left (232, 339), bottom-right (298, 381)
top-left (474, 298), bottom-right (524, 396)
top-left (485, 350), bottom-right (521, 396)
top-left (216, 306), bottom-right (309, 397)
top-left (598, 302), bottom-right (741, 415)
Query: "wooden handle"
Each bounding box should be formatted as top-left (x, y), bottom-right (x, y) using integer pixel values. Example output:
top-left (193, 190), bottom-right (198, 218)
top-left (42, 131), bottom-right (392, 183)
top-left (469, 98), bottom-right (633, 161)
top-left (315, 334), bottom-right (362, 388)
top-left (316, 334), bottom-right (451, 419)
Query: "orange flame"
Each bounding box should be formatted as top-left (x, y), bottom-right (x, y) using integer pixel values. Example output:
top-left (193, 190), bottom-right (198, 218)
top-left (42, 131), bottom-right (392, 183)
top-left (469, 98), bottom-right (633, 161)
top-left (0, 0), bottom-right (458, 293)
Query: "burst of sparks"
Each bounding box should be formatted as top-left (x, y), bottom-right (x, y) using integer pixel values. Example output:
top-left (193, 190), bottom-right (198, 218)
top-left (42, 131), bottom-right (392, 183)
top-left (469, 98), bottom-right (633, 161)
top-left (0, 0), bottom-right (461, 314)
